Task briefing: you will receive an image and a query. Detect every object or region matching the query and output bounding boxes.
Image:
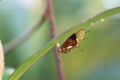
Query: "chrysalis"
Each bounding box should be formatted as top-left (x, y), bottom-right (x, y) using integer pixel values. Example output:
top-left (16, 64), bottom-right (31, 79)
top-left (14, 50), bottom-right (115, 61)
top-left (58, 29), bottom-right (86, 54)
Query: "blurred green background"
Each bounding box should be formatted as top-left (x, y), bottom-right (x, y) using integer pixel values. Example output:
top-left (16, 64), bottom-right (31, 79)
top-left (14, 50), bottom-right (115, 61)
top-left (0, 0), bottom-right (120, 80)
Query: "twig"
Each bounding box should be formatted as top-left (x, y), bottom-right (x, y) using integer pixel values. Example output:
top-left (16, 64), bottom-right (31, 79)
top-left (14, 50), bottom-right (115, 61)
top-left (4, 9), bottom-right (47, 55)
top-left (47, 0), bottom-right (66, 80)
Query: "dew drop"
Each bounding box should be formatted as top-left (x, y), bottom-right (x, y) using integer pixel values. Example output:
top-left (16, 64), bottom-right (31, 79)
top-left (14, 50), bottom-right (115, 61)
top-left (91, 22), bottom-right (94, 26)
top-left (56, 43), bottom-right (60, 47)
top-left (101, 18), bottom-right (104, 22)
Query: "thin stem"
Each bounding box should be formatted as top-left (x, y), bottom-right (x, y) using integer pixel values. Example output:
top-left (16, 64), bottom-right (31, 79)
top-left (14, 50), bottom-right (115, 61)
top-left (47, 0), bottom-right (66, 80)
top-left (4, 9), bottom-right (47, 55)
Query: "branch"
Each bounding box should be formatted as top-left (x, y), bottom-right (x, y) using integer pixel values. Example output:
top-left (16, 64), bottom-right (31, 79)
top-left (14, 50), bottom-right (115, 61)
top-left (4, 9), bottom-right (47, 55)
top-left (47, 0), bottom-right (66, 80)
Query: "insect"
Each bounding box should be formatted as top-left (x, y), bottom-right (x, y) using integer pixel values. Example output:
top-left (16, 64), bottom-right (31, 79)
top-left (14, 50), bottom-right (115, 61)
top-left (58, 29), bottom-right (86, 54)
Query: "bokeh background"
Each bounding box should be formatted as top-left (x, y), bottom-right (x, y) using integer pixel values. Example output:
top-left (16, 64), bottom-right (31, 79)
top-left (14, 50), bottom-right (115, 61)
top-left (0, 0), bottom-right (120, 80)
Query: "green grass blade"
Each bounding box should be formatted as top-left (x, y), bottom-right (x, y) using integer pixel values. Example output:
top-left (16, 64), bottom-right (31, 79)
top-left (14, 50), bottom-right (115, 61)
top-left (9, 7), bottom-right (120, 80)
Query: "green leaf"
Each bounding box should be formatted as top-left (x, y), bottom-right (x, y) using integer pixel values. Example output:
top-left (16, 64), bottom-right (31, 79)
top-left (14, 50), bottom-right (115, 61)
top-left (9, 7), bottom-right (120, 80)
